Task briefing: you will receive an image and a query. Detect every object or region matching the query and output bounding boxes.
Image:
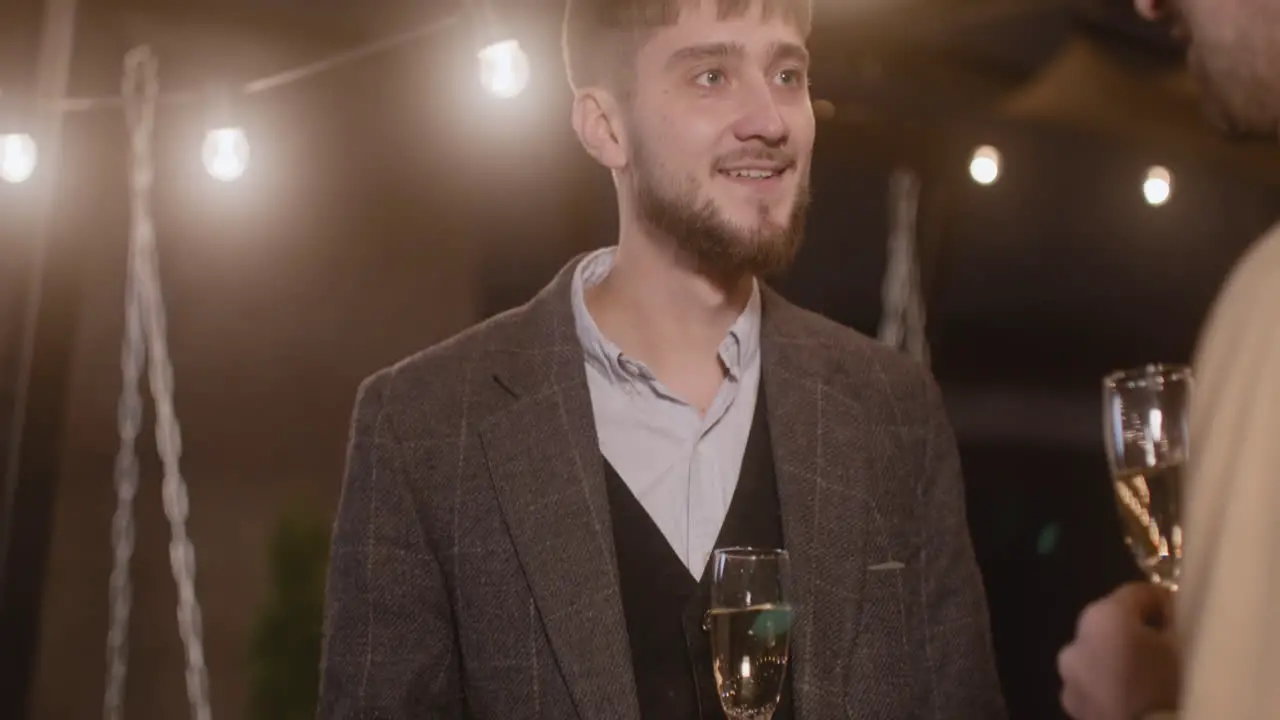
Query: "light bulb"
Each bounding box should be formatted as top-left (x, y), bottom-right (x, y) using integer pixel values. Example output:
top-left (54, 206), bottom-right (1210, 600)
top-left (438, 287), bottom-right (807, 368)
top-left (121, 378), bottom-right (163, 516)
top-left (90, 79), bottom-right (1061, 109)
top-left (969, 145), bottom-right (1001, 185)
top-left (478, 39), bottom-right (531, 99)
top-left (202, 126), bottom-right (250, 182)
top-left (1144, 166), bottom-right (1172, 206)
top-left (0, 133), bottom-right (38, 184)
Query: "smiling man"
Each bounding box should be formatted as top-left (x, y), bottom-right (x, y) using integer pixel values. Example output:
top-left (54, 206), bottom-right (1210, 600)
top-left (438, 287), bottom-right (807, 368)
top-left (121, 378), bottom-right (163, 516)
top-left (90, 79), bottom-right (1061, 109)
top-left (316, 1), bottom-right (1005, 718)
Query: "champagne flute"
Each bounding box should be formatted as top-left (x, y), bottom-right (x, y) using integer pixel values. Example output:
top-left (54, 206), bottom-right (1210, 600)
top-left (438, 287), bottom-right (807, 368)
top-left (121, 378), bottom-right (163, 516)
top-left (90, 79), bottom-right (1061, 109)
top-left (706, 548), bottom-right (794, 720)
top-left (1102, 363), bottom-right (1193, 592)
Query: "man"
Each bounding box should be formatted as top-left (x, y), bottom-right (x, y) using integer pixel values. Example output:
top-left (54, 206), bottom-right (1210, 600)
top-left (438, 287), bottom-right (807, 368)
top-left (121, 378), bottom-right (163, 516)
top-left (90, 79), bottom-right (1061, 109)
top-left (1057, 0), bottom-right (1280, 718)
top-left (317, 0), bottom-right (1005, 717)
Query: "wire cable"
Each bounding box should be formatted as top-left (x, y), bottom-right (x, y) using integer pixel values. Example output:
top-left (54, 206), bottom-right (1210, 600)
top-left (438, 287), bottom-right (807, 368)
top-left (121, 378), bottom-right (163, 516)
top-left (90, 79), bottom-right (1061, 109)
top-left (27, 13), bottom-right (464, 113)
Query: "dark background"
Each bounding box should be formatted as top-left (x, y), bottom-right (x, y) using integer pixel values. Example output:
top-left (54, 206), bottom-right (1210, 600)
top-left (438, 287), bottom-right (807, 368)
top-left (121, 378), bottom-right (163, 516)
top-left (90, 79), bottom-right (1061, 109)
top-left (3, 0), bottom-right (1280, 718)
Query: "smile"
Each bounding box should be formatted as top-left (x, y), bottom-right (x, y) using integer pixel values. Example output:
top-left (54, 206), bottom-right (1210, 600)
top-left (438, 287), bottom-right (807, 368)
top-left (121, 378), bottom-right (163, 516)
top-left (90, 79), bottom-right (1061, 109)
top-left (722, 168), bottom-right (782, 179)
top-left (718, 166), bottom-right (790, 187)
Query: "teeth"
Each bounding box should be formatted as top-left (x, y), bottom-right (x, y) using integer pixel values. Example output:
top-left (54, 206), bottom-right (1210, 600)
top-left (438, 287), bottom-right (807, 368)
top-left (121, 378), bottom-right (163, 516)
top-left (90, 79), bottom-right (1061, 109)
top-left (728, 169), bottom-right (777, 179)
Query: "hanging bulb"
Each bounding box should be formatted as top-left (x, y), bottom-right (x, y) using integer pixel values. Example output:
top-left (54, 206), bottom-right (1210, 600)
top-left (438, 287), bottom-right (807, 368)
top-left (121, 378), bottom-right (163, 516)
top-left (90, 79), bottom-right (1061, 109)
top-left (1143, 165), bottom-right (1172, 206)
top-left (0, 88), bottom-right (37, 184)
top-left (969, 145), bottom-right (1001, 185)
top-left (202, 85), bottom-right (249, 182)
top-left (0, 132), bottom-right (38, 184)
top-left (478, 39), bottom-right (530, 99)
top-left (202, 127), bottom-right (250, 182)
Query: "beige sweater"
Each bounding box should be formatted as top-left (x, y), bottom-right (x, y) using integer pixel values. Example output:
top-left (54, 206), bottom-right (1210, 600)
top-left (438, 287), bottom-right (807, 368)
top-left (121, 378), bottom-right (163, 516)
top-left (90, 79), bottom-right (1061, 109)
top-left (1174, 221), bottom-right (1280, 718)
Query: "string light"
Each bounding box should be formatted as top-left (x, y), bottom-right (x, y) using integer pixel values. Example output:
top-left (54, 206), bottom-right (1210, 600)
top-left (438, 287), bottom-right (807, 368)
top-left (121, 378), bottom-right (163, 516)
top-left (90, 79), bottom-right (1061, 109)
top-left (202, 127), bottom-right (250, 182)
top-left (0, 10), bottom-right (514, 187)
top-left (201, 88), bottom-right (250, 182)
top-left (1144, 166), bottom-right (1172, 206)
top-left (478, 39), bottom-right (531, 99)
top-left (468, 0), bottom-right (530, 100)
top-left (969, 145), bottom-right (1001, 185)
top-left (0, 88), bottom-right (38, 183)
top-left (0, 133), bottom-right (37, 184)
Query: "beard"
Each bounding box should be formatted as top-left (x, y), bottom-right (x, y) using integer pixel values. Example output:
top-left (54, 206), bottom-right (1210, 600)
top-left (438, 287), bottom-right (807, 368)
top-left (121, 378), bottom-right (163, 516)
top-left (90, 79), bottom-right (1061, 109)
top-left (1183, 22), bottom-right (1280, 141)
top-left (631, 139), bottom-right (810, 280)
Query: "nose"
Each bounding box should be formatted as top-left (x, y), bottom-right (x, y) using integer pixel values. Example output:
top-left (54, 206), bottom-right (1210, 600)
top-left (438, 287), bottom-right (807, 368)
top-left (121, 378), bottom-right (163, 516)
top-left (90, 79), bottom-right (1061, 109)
top-left (730, 80), bottom-right (789, 147)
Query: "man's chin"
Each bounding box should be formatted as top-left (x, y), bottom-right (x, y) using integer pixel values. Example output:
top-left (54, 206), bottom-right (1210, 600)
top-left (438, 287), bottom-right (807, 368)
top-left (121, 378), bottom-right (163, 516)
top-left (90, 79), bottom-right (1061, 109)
top-left (717, 202), bottom-right (795, 232)
top-left (696, 247), bottom-right (794, 281)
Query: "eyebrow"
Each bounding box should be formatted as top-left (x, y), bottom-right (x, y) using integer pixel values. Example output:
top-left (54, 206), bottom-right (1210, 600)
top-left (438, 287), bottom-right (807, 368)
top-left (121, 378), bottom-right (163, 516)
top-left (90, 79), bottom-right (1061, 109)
top-left (770, 41), bottom-right (809, 67)
top-left (665, 40), bottom-right (809, 70)
top-left (666, 42), bottom-right (740, 69)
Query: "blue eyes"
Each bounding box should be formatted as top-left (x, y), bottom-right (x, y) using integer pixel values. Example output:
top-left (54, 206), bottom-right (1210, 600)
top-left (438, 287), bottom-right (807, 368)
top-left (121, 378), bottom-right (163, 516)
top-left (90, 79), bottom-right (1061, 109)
top-left (694, 69), bottom-right (807, 88)
top-left (777, 70), bottom-right (804, 86)
top-left (696, 70), bottom-right (727, 86)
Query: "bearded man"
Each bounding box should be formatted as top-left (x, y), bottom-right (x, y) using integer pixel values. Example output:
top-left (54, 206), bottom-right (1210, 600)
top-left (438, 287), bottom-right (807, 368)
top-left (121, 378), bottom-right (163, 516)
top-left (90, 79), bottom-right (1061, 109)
top-left (316, 1), bottom-right (1004, 717)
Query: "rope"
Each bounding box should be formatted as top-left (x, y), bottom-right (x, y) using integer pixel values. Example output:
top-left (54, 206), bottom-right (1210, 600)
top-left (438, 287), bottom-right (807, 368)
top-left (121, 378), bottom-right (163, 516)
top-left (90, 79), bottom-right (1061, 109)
top-left (106, 45), bottom-right (211, 720)
top-left (878, 168), bottom-right (931, 368)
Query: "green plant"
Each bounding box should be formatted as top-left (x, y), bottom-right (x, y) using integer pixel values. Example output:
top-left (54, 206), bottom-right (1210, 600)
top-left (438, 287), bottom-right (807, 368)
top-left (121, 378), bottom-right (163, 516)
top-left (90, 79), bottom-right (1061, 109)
top-left (247, 512), bottom-right (331, 720)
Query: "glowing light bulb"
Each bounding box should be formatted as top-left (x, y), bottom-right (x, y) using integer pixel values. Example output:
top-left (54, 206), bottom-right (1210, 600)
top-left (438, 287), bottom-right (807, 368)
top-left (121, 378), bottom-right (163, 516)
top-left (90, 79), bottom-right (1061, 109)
top-left (0, 133), bottom-right (37, 184)
top-left (969, 145), bottom-right (1001, 185)
top-left (478, 39), bottom-right (531, 99)
top-left (202, 127), bottom-right (250, 182)
top-left (1144, 166), bottom-right (1172, 206)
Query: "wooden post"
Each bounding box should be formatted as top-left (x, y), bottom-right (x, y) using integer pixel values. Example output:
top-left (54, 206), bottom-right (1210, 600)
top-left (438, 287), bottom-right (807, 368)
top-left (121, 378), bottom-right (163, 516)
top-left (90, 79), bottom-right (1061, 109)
top-left (0, 0), bottom-right (79, 717)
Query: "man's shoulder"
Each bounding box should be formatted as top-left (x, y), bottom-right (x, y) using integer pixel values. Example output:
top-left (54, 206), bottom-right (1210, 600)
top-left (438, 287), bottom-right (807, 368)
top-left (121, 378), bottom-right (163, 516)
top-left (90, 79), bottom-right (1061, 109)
top-left (769, 294), bottom-right (942, 420)
top-left (1225, 220), bottom-right (1280, 295)
top-left (787, 301), bottom-right (927, 372)
top-left (355, 303), bottom-right (534, 410)
top-left (1198, 221), bottom-right (1280, 346)
top-left (1191, 220), bottom-right (1280, 383)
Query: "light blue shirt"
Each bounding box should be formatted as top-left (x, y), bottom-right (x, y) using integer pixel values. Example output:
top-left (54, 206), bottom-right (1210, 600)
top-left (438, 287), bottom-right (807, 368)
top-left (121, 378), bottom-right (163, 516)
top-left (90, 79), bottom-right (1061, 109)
top-left (570, 247), bottom-right (762, 579)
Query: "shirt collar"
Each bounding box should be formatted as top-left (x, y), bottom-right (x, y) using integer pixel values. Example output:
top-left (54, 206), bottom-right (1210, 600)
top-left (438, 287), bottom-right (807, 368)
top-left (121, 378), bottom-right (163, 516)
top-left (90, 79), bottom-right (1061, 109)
top-left (571, 247), bottom-right (632, 384)
top-left (571, 246), bottom-right (763, 384)
top-left (721, 280), bottom-right (761, 380)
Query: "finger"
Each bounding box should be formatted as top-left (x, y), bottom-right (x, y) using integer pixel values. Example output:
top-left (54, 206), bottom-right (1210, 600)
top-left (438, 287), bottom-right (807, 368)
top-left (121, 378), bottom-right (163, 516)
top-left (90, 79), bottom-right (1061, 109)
top-left (1075, 595), bottom-right (1120, 640)
top-left (1110, 582), bottom-right (1173, 627)
top-left (1056, 644), bottom-right (1071, 680)
top-left (1060, 685), bottom-right (1099, 720)
top-left (1125, 633), bottom-right (1182, 716)
top-left (1073, 588), bottom-right (1163, 667)
top-left (1059, 671), bottom-right (1100, 712)
top-left (1060, 684), bottom-right (1083, 718)
top-left (1058, 647), bottom-right (1099, 719)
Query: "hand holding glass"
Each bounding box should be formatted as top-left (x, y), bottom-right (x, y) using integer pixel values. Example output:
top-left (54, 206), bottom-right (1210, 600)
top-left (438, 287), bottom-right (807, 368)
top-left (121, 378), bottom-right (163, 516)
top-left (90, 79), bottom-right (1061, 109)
top-left (706, 548), bottom-right (794, 720)
top-left (1102, 364), bottom-right (1192, 591)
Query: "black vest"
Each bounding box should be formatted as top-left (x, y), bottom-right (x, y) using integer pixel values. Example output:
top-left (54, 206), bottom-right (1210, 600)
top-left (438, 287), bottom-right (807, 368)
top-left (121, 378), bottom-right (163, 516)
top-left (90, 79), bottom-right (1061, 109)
top-left (603, 390), bottom-right (797, 720)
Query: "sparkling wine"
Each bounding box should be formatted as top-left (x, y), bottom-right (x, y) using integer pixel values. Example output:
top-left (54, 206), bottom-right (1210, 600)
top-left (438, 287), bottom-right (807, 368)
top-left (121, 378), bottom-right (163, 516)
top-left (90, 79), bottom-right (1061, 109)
top-left (1112, 462), bottom-right (1184, 590)
top-left (708, 603), bottom-right (794, 720)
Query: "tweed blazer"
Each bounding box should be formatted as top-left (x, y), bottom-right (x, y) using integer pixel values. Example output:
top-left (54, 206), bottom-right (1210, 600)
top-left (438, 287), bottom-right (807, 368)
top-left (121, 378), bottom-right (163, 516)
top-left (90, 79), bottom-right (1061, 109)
top-left (317, 257), bottom-right (1006, 719)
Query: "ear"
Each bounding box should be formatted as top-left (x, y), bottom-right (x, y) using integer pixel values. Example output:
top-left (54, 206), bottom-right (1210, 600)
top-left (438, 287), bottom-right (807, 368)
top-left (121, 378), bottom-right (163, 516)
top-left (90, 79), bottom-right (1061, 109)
top-left (571, 88), bottom-right (628, 170)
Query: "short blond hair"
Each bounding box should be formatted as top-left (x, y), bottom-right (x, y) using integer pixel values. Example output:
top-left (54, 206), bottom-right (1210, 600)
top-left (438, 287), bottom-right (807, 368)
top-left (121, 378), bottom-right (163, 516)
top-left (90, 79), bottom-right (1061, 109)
top-left (561, 0), bottom-right (813, 93)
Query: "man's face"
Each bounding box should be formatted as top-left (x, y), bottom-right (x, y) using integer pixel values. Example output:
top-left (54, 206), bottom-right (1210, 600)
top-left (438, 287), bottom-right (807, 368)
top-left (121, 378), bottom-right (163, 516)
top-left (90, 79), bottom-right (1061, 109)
top-left (622, 0), bottom-right (815, 278)
top-left (1142, 0), bottom-right (1280, 139)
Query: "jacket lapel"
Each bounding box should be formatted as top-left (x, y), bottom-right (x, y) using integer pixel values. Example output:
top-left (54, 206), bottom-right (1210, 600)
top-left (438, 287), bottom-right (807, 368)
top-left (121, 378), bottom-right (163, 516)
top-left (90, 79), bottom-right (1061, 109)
top-left (477, 262), bottom-right (641, 720)
top-left (761, 287), bottom-right (873, 718)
